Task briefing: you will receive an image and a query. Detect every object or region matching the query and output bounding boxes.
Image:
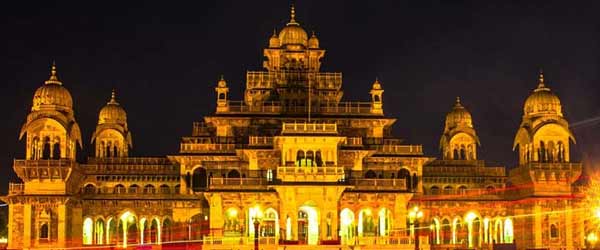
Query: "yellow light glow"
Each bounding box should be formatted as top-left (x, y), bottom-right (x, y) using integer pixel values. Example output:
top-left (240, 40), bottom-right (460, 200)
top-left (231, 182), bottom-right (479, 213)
top-left (226, 208), bottom-right (238, 218)
top-left (588, 232), bottom-right (599, 244)
top-left (465, 211), bottom-right (477, 223)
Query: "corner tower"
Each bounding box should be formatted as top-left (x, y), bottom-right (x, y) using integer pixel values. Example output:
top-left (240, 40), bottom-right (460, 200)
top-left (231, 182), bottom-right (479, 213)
top-left (510, 71), bottom-right (581, 197)
top-left (92, 89), bottom-right (132, 157)
top-left (439, 97), bottom-right (480, 160)
top-left (513, 71), bottom-right (575, 165)
top-left (19, 62), bottom-right (82, 160)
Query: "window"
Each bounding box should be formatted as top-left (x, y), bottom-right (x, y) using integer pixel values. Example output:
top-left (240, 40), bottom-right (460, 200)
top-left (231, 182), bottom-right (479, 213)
top-left (84, 184), bottom-right (96, 194)
top-left (430, 186), bottom-right (440, 195)
top-left (114, 184), bottom-right (125, 194)
top-left (128, 184), bottom-right (139, 194)
top-left (458, 186), bottom-right (467, 195)
top-left (550, 224), bottom-right (558, 238)
top-left (160, 184), bottom-right (170, 194)
top-left (266, 169), bottom-right (273, 182)
top-left (40, 223), bottom-right (49, 240)
top-left (143, 184), bottom-right (156, 194)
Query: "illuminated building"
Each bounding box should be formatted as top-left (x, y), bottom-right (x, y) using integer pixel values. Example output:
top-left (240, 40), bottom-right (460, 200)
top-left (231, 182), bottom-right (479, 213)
top-left (2, 6), bottom-right (589, 250)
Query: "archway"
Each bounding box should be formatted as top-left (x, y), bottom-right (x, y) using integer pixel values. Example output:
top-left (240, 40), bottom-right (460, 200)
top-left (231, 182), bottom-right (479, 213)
top-left (298, 205), bottom-right (319, 245)
top-left (364, 170), bottom-right (376, 179)
top-left (95, 218), bottom-right (105, 244)
top-left (162, 218), bottom-right (172, 243)
top-left (227, 169), bottom-right (241, 178)
top-left (262, 208), bottom-right (279, 237)
top-left (107, 217), bottom-right (117, 244)
top-left (192, 167), bottom-right (208, 191)
top-left (504, 218), bottom-right (514, 243)
top-left (431, 218), bottom-right (440, 244)
top-left (340, 208), bottom-right (355, 245)
top-left (224, 208), bottom-right (241, 236)
top-left (378, 208), bottom-right (391, 236)
top-left (442, 218), bottom-right (451, 244)
top-left (398, 169), bottom-right (411, 190)
top-left (83, 217), bottom-right (93, 245)
top-left (358, 208), bottom-right (376, 237)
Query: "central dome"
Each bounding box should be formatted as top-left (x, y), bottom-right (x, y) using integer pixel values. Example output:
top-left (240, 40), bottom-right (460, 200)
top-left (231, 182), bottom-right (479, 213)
top-left (523, 72), bottom-right (562, 116)
top-left (32, 64), bottom-right (73, 112)
top-left (278, 6), bottom-right (308, 47)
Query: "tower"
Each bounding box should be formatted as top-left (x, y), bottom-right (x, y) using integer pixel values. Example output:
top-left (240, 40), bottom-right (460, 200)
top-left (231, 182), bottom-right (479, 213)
top-left (439, 97), bottom-right (480, 160)
top-left (513, 71), bottom-right (575, 165)
top-left (19, 62), bottom-right (82, 160)
top-left (8, 63), bottom-right (85, 249)
top-left (91, 89), bottom-right (132, 157)
top-left (369, 78), bottom-right (384, 115)
top-left (510, 71), bottom-right (581, 196)
top-left (215, 76), bottom-right (229, 112)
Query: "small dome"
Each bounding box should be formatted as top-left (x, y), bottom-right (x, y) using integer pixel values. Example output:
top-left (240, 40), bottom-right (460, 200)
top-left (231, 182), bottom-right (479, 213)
top-left (308, 32), bottom-right (319, 48)
top-left (445, 97), bottom-right (473, 129)
top-left (217, 75), bottom-right (227, 87)
top-left (371, 78), bottom-right (382, 90)
top-left (32, 64), bottom-right (73, 112)
top-left (269, 30), bottom-right (280, 48)
top-left (523, 72), bottom-right (562, 116)
top-left (279, 6), bottom-right (308, 47)
top-left (98, 90), bottom-right (127, 125)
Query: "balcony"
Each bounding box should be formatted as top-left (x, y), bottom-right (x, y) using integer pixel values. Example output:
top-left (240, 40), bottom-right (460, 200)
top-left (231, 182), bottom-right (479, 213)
top-left (342, 137), bottom-right (363, 147)
top-left (8, 183), bottom-right (24, 195)
top-left (180, 143), bottom-right (236, 154)
top-left (370, 145), bottom-right (423, 155)
top-left (277, 166), bottom-right (344, 182)
top-left (246, 71), bottom-right (342, 90)
top-left (523, 162), bottom-right (582, 171)
top-left (14, 159), bottom-right (75, 168)
top-left (218, 101), bottom-right (377, 115)
top-left (248, 136), bottom-right (274, 147)
top-left (350, 178), bottom-right (408, 191)
top-left (281, 122), bottom-right (337, 135)
top-left (209, 178), bottom-right (269, 190)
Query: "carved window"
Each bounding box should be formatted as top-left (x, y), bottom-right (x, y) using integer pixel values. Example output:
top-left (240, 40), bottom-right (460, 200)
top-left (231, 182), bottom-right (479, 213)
top-left (550, 224), bottom-right (558, 238)
top-left (39, 223), bottom-right (49, 240)
top-left (143, 184), bottom-right (156, 194)
top-left (114, 184), bottom-right (125, 194)
top-left (160, 184), bottom-right (170, 194)
top-left (128, 184), bottom-right (139, 194)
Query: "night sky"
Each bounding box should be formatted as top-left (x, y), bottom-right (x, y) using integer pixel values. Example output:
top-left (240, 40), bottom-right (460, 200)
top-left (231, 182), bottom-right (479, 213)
top-left (1, 1), bottom-right (599, 193)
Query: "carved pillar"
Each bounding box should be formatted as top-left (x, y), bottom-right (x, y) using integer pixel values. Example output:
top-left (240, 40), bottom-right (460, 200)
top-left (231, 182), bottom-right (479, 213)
top-left (533, 204), bottom-right (543, 247)
top-left (23, 204), bottom-right (32, 248)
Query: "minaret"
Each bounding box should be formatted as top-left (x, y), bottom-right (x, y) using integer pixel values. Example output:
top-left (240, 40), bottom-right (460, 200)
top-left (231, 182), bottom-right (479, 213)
top-left (370, 78), bottom-right (384, 115)
top-left (91, 89), bottom-right (132, 157)
top-left (215, 75), bottom-right (229, 113)
top-left (20, 62), bottom-right (82, 160)
top-left (439, 97), bottom-right (480, 160)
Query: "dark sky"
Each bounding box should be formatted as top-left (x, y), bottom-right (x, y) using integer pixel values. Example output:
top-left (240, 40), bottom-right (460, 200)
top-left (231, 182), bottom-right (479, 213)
top-left (1, 1), bottom-right (600, 192)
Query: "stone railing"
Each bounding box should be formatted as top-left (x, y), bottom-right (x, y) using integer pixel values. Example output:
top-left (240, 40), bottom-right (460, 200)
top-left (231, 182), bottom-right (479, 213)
top-left (343, 137), bottom-right (363, 147)
top-left (218, 100), bottom-right (376, 115)
top-left (281, 122), bottom-right (337, 134)
top-left (180, 143), bottom-right (236, 154)
top-left (14, 159), bottom-right (75, 168)
top-left (350, 178), bottom-right (407, 191)
top-left (208, 178), bottom-right (269, 190)
top-left (8, 183), bottom-right (24, 195)
top-left (370, 145), bottom-right (423, 155)
top-left (277, 166), bottom-right (344, 182)
top-left (248, 136), bottom-right (274, 146)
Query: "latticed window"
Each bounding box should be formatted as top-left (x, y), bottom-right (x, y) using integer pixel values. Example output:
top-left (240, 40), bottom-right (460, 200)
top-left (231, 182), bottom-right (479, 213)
top-left (144, 184), bottom-right (156, 194)
top-left (114, 184), bottom-right (125, 194)
top-left (39, 223), bottom-right (49, 240)
top-left (160, 184), bottom-right (170, 194)
top-left (128, 184), bottom-right (139, 194)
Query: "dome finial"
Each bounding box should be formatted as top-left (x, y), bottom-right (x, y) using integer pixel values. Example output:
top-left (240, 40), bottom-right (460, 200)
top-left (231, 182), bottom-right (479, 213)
top-left (538, 69), bottom-right (545, 88)
top-left (108, 89), bottom-right (119, 105)
top-left (456, 96), bottom-right (461, 104)
top-left (288, 4), bottom-right (298, 25)
top-left (45, 60), bottom-right (62, 85)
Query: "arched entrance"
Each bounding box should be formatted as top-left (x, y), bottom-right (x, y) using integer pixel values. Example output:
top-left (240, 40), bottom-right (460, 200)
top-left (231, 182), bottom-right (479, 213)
top-left (298, 205), bottom-right (319, 245)
top-left (378, 208), bottom-right (392, 236)
top-left (340, 208), bottom-right (355, 245)
top-left (192, 167), bottom-right (208, 191)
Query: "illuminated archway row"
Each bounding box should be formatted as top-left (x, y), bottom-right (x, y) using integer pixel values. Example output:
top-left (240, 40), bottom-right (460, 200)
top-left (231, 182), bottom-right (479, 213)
top-left (430, 212), bottom-right (513, 248)
top-left (83, 211), bottom-right (173, 247)
top-left (339, 207), bottom-right (392, 245)
top-left (222, 205), bottom-right (280, 239)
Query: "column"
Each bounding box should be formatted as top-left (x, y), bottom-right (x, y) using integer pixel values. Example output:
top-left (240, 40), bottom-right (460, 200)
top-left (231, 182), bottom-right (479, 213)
top-left (565, 204), bottom-right (573, 250)
top-left (57, 204), bottom-right (67, 246)
top-left (23, 204), bottom-right (32, 248)
top-left (533, 204), bottom-right (543, 247)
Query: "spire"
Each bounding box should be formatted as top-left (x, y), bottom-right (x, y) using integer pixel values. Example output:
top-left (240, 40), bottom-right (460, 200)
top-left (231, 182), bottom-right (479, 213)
top-left (108, 89), bottom-right (119, 105)
top-left (272, 28), bottom-right (278, 37)
top-left (372, 77), bottom-right (382, 90)
top-left (535, 69), bottom-right (549, 91)
top-left (218, 75), bottom-right (227, 87)
top-left (288, 4), bottom-right (298, 25)
top-left (454, 96), bottom-right (464, 108)
top-left (44, 61), bottom-right (62, 85)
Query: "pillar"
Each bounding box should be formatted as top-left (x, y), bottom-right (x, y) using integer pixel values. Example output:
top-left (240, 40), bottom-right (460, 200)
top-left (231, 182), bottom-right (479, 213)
top-left (23, 204), bottom-right (32, 248)
top-left (57, 204), bottom-right (67, 246)
top-left (533, 204), bottom-right (543, 247)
